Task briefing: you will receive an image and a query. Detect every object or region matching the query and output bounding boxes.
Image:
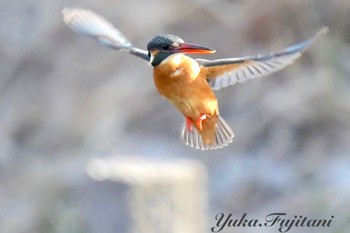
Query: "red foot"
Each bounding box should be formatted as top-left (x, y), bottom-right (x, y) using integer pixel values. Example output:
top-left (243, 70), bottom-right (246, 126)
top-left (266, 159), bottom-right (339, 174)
top-left (185, 117), bottom-right (193, 132)
top-left (196, 114), bottom-right (207, 131)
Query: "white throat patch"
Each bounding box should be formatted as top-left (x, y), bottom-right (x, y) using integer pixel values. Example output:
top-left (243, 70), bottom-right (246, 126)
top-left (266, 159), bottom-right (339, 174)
top-left (149, 54), bottom-right (155, 64)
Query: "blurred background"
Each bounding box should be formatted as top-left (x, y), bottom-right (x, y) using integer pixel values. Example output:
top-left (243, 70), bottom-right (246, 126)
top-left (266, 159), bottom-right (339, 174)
top-left (1, 0), bottom-right (350, 232)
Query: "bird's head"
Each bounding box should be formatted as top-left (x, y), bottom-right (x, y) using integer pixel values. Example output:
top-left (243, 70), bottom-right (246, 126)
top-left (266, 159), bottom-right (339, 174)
top-left (147, 34), bottom-right (215, 66)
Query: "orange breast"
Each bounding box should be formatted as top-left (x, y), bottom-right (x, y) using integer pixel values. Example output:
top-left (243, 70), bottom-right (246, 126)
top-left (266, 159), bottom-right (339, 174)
top-left (153, 53), bottom-right (218, 120)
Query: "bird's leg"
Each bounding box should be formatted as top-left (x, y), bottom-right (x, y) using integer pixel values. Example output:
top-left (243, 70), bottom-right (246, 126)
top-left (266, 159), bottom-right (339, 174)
top-left (196, 114), bottom-right (207, 131)
top-left (185, 117), bottom-right (193, 132)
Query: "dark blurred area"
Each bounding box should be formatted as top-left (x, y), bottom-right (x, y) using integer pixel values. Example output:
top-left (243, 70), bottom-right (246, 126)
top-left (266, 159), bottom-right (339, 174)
top-left (1, 0), bottom-right (349, 232)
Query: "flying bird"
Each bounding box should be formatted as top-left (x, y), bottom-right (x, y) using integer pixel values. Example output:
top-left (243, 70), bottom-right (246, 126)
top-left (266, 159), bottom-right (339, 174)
top-left (62, 8), bottom-right (328, 150)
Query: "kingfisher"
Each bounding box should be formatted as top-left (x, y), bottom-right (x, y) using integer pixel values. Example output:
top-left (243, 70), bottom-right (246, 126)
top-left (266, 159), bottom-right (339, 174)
top-left (62, 8), bottom-right (328, 150)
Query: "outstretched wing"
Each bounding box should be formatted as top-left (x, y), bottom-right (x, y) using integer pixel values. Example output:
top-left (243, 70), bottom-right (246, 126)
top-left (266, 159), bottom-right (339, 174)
top-left (62, 8), bottom-right (149, 62)
top-left (198, 27), bottom-right (328, 91)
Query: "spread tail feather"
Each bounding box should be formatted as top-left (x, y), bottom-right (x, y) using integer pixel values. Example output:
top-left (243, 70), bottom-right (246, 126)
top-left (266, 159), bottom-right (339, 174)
top-left (180, 116), bottom-right (234, 150)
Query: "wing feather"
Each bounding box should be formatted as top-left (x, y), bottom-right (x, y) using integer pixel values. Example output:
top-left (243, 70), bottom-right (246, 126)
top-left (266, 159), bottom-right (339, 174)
top-left (198, 27), bottom-right (328, 91)
top-left (62, 8), bottom-right (149, 61)
top-left (62, 8), bottom-right (131, 49)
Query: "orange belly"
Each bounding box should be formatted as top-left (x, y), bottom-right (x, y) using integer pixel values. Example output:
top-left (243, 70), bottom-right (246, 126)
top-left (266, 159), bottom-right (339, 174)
top-left (153, 53), bottom-right (220, 144)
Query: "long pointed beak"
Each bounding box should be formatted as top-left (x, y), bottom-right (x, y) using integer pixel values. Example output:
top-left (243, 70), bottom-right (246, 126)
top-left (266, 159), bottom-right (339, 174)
top-left (175, 42), bottom-right (216, 54)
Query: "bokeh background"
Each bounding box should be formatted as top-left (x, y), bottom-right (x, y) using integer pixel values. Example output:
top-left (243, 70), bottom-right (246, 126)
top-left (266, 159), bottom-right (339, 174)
top-left (1, 0), bottom-right (349, 232)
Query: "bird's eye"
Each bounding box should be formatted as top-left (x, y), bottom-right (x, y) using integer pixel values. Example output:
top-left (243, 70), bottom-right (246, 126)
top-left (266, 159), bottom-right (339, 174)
top-left (162, 44), bottom-right (170, 50)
